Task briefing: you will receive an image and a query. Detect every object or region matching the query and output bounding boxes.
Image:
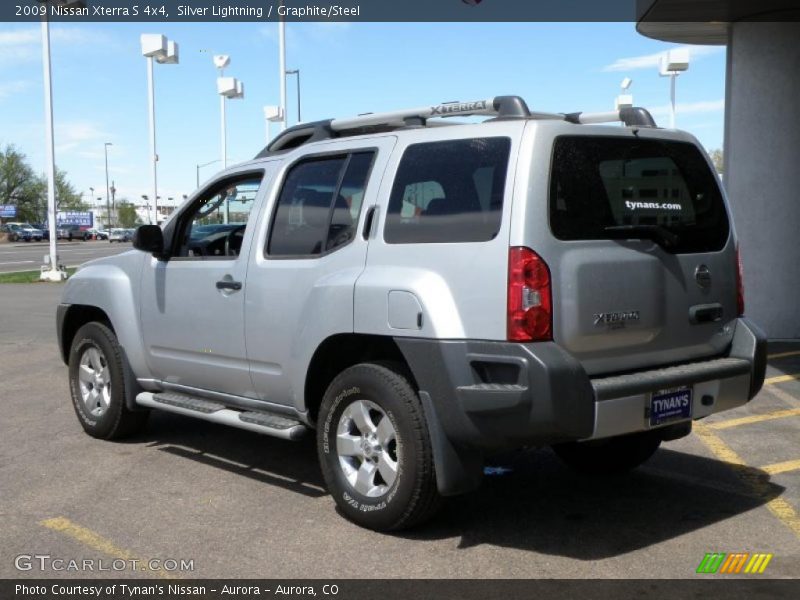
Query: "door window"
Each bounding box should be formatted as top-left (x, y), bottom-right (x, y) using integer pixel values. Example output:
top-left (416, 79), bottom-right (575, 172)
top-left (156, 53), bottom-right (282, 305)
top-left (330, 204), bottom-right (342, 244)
top-left (267, 151), bottom-right (375, 257)
top-left (384, 137), bottom-right (511, 244)
top-left (174, 175), bottom-right (263, 259)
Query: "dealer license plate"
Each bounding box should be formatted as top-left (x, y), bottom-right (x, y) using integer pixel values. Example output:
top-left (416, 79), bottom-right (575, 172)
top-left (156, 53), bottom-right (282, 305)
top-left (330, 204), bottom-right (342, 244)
top-left (649, 387), bottom-right (692, 427)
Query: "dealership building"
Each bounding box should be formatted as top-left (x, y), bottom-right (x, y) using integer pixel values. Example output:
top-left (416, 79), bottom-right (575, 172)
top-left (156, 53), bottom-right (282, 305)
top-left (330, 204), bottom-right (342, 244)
top-left (639, 0), bottom-right (800, 338)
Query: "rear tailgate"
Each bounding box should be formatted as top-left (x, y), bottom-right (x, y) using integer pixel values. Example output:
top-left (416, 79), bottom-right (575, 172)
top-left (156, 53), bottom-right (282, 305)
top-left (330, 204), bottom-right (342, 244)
top-left (544, 133), bottom-right (737, 376)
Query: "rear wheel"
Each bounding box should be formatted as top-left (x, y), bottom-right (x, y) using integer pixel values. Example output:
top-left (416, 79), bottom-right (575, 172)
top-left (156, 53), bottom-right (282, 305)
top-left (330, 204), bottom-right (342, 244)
top-left (317, 362), bottom-right (442, 531)
top-left (68, 322), bottom-right (148, 439)
top-left (552, 431), bottom-right (661, 475)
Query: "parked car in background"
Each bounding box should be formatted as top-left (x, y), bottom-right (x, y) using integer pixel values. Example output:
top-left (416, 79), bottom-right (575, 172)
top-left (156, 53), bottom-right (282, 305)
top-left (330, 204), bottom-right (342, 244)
top-left (108, 228), bottom-right (132, 243)
top-left (2, 222), bottom-right (43, 242)
top-left (32, 224), bottom-right (50, 241)
top-left (57, 224), bottom-right (91, 241)
top-left (88, 228), bottom-right (108, 240)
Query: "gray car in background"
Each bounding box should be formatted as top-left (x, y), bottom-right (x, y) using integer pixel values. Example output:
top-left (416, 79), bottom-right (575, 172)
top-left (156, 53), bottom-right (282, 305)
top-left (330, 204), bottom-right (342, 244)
top-left (55, 96), bottom-right (766, 531)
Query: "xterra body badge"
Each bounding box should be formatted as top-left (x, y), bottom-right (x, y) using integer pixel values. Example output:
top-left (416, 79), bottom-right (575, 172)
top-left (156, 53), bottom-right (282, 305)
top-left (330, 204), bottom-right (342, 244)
top-left (594, 310), bottom-right (641, 327)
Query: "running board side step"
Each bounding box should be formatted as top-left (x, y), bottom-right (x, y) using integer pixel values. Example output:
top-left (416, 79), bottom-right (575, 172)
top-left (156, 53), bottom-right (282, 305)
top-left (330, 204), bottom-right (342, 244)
top-left (135, 392), bottom-right (308, 441)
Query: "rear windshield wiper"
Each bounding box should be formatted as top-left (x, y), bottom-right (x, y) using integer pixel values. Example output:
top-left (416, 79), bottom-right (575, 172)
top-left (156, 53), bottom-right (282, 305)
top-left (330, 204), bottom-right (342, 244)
top-left (604, 224), bottom-right (680, 249)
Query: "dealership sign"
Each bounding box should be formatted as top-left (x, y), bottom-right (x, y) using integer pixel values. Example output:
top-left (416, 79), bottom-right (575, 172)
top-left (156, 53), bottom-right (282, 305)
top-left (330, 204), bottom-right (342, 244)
top-left (0, 205), bottom-right (17, 218)
top-left (55, 211), bottom-right (93, 227)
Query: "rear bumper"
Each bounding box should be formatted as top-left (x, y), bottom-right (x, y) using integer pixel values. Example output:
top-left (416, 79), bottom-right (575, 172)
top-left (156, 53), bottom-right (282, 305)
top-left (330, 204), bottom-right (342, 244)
top-left (396, 317), bottom-right (766, 493)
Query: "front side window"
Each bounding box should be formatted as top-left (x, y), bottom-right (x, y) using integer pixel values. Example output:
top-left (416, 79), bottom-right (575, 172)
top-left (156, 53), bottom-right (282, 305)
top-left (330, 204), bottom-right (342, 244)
top-left (268, 151), bottom-right (375, 257)
top-left (174, 175), bottom-right (263, 259)
top-left (384, 137), bottom-right (511, 244)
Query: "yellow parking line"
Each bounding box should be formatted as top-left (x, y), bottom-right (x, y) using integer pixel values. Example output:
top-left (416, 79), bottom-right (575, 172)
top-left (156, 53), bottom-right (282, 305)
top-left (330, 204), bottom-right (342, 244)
top-left (762, 459), bottom-right (800, 476)
top-left (693, 422), bottom-right (800, 539)
top-left (708, 408), bottom-right (800, 430)
top-left (765, 373), bottom-right (800, 385)
top-left (39, 516), bottom-right (173, 579)
top-left (768, 350), bottom-right (800, 360)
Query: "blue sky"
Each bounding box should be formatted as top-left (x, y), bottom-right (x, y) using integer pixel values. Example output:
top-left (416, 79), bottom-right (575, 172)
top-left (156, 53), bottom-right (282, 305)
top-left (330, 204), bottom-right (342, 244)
top-left (0, 22), bottom-right (726, 208)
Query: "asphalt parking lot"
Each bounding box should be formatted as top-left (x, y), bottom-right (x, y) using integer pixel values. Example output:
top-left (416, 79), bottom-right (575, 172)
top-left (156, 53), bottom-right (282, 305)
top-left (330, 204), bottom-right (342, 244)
top-left (0, 241), bottom-right (131, 274)
top-left (1, 282), bottom-right (799, 579)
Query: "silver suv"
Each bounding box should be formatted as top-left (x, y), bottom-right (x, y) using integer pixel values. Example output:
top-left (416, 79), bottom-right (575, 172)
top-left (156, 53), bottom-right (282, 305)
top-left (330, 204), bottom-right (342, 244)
top-left (56, 96), bottom-right (766, 531)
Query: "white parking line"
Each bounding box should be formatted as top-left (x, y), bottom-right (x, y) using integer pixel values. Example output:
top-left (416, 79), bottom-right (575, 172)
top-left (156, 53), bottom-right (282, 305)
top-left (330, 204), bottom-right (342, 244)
top-left (0, 260), bottom-right (35, 265)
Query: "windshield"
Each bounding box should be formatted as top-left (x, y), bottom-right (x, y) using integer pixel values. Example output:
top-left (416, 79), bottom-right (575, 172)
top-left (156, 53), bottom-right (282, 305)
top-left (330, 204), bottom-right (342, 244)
top-left (549, 136), bottom-right (729, 253)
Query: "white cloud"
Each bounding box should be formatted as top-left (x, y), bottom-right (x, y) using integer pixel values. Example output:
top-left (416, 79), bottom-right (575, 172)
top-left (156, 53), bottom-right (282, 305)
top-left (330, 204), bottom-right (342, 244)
top-left (55, 121), bottom-right (109, 154)
top-left (602, 45), bottom-right (723, 72)
top-left (647, 99), bottom-right (725, 118)
top-left (0, 80), bottom-right (31, 99)
top-left (0, 26), bottom-right (109, 66)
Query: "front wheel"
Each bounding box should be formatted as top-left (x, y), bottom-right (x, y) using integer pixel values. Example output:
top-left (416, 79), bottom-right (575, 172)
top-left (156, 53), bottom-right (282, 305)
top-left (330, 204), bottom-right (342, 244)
top-left (68, 322), bottom-right (148, 439)
top-left (552, 431), bottom-right (661, 475)
top-left (317, 363), bottom-right (442, 531)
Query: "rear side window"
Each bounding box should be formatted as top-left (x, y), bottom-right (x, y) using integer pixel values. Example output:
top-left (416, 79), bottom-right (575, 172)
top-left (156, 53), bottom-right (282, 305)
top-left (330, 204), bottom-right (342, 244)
top-left (384, 137), bottom-right (511, 244)
top-left (550, 136), bottom-right (729, 253)
top-left (268, 151), bottom-right (375, 257)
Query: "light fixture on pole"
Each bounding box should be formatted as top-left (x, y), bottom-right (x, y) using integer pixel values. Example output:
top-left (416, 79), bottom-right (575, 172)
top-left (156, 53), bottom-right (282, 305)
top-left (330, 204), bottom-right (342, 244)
top-left (213, 55), bottom-right (245, 171)
top-left (104, 142), bottom-right (112, 228)
top-left (659, 49), bottom-right (690, 129)
top-left (285, 69), bottom-right (301, 124)
top-left (38, 0), bottom-right (86, 281)
top-left (141, 33), bottom-right (179, 226)
top-left (216, 72), bottom-right (244, 225)
top-left (263, 105), bottom-right (283, 143)
top-left (615, 77), bottom-right (633, 116)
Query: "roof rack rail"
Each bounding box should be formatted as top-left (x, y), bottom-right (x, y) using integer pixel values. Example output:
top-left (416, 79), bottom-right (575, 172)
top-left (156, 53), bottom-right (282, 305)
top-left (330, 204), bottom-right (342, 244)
top-left (254, 98), bottom-right (658, 159)
top-left (564, 107), bottom-right (657, 128)
top-left (256, 96), bottom-right (540, 157)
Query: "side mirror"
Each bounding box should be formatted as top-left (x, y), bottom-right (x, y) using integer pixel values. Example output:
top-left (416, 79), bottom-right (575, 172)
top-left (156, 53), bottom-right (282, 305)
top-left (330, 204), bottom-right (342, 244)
top-left (132, 225), bottom-right (165, 257)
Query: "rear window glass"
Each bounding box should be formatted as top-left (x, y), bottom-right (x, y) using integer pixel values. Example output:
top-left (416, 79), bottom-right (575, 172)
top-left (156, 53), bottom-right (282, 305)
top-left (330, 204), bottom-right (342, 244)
top-left (384, 137), bottom-right (510, 244)
top-left (550, 136), bottom-right (729, 253)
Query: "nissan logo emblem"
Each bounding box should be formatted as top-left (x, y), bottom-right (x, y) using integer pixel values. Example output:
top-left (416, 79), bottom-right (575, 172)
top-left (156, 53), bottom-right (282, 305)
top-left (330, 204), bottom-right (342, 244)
top-left (695, 265), bottom-right (712, 288)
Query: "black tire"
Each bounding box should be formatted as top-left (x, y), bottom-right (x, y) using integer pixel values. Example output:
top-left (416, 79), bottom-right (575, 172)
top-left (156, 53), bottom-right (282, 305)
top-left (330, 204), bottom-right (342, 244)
top-left (68, 322), bottom-right (148, 440)
top-left (552, 431), bottom-right (661, 475)
top-left (317, 362), bottom-right (442, 531)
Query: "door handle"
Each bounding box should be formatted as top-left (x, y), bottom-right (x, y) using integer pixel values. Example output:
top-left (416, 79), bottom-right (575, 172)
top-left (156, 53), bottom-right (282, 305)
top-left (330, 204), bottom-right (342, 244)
top-left (216, 280), bottom-right (242, 291)
top-left (689, 303), bottom-right (723, 324)
top-left (362, 206), bottom-right (378, 240)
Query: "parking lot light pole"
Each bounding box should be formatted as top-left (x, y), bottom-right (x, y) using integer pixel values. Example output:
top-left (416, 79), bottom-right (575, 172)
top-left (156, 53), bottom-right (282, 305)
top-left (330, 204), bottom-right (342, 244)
top-left (104, 142), bottom-right (112, 228)
top-left (141, 34), bottom-right (179, 226)
top-left (38, 1), bottom-right (80, 281)
top-left (285, 69), bottom-right (301, 123)
top-left (659, 49), bottom-right (690, 129)
top-left (196, 159), bottom-right (221, 188)
top-left (278, 11), bottom-right (287, 132)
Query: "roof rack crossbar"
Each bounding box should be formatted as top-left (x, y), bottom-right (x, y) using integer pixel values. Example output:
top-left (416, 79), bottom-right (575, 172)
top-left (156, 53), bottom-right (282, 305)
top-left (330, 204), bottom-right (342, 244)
top-left (564, 107), bottom-right (657, 128)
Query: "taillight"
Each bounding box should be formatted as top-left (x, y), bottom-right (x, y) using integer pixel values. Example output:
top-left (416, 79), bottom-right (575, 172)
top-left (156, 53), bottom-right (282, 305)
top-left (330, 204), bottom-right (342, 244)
top-left (736, 245), bottom-right (745, 316)
top-left (507, 247), bottom-right (552, 342)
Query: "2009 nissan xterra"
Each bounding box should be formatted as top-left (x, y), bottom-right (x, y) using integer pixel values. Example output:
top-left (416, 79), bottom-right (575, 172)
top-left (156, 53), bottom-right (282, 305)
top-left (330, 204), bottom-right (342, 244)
top-left (56, 96), bottom-right (766, 530)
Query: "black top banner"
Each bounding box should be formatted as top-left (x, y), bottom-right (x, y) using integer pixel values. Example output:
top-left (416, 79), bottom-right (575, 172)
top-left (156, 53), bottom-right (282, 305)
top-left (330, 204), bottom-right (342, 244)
top-left (5, 0), bottom-right (800, 23)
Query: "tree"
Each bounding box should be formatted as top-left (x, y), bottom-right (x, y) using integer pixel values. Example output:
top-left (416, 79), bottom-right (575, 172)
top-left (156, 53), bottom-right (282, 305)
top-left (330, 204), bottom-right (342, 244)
top-left (0, 145), bottom-right (41, 222)
top-left (0, 144), bottom-right (87, 222)
top-left (116, 201), bottom-right (141, 228)
top-left (709, 148), bottom-right (724, 174)
top-left (55, 169), bottom-right (86, 212)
